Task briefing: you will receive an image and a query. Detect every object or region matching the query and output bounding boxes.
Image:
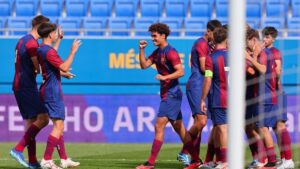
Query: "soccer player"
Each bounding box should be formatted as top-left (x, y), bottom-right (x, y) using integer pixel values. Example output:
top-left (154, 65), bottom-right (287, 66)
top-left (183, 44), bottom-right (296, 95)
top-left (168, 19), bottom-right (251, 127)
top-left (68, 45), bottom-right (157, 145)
top-left (262, 26), bottom-right (295, 168)
top-left (244, 29), bottom-right (268, 169)
top-left (177, 20), bottom-right (222, 167)
top-left (200, 26), bottom-right (228, 169)
top-left (10, 15), bottom-right (50, 169)
top-left (136, 23), bottom-right (201, 169)
top-left (246, 28), bottom-right (279, 168)
top-left (37, 22), bottom-right (81, 169)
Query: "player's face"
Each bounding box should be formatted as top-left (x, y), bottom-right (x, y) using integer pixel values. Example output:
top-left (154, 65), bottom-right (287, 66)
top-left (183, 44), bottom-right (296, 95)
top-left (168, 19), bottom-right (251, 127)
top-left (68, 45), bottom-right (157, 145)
top-left (263, 35), bottom-right (274, 48)
top-left (151, 32), bottom-right (165, 46)
top-left (246, 37), bottom-right (257, 51)
top-left (49, 30), bottom-right (58, 42)
top-left (206, 29), bottom-right (213, 41)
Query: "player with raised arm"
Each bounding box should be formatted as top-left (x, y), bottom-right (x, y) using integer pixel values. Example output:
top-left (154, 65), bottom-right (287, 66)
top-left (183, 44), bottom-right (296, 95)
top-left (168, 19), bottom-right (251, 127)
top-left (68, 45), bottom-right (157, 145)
top-left (136, 23), bottom-right (202, 169)
top-left (177, 20), bottom-right (222, 167)
top-left (200, 26), bottom-right (228, 169)
top-left (37, 22), bottom-right (81, 169)
top-left (10, 15), bottom-right (50, 169)
top-left (262, 26), bottom-right (294, 168)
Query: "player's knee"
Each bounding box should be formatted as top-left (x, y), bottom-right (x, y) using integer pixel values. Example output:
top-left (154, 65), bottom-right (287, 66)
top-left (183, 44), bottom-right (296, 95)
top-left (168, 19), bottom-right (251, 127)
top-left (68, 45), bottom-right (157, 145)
top-left (38, 114), bottom-right (50, 126)
top-left (194, 116), bottom-right (207, 128)
top-left (274, 122), bottom-right (286, 133)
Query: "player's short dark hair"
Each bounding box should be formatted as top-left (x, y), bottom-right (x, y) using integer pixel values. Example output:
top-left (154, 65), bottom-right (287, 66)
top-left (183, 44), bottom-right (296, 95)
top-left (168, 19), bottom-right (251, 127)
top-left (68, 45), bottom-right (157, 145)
top-left (222, 24), bottom-right (228, 30)
top-left (246, 28), bottom-right (259, 40)
top-left (148, 23), bottom-right (170, 38)
top-left (207, 20), bottom-right (222, 31)
top-left (31, 15), bottom-right (50, 28)
top-left (262, 26), bottom-right (278, 39)
top-left (213, 27), bottom-right (227, 44)
top-left (38, 23), bottom-right (57, 38)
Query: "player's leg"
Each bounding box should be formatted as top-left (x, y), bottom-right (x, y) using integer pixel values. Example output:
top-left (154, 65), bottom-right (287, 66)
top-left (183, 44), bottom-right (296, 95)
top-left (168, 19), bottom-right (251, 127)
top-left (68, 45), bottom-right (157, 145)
top-left (211, 109), bottom-right (228, 169)
top-left (136, 117), bottom-right (169, 169)
top-left (41, 118), bottom-right (64, 169)
top-left (10, 90), bottom-right (48, 168)
top-left (274, 121), bottom-right (294, 168)
top-left (203, 126), bottom-right (216, 164)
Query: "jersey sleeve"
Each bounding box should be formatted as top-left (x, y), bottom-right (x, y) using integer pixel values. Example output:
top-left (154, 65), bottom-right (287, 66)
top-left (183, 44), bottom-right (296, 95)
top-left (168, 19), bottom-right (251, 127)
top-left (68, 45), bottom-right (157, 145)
top-left (25, 40), bottom-right (39, 58)
top-left (196, 41), bottom-right (209, 59)
top-left (167, 49), bottom-right (181, 66)
top-left (258, 51), bottom-right (267, 66)
top-left (46, 49), bottom-right (64, 69)
top-left (148, 49), bottom-right (157, 63)
top-left (272, 48), bottom-right (282, 61)
top-left (205, 56), bottom-right (213, 77)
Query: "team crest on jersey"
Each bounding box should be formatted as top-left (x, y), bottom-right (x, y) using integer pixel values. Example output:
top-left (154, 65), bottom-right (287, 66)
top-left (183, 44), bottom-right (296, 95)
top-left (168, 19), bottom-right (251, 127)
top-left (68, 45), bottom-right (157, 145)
top-left (160, 55), bottom-right (166, 64)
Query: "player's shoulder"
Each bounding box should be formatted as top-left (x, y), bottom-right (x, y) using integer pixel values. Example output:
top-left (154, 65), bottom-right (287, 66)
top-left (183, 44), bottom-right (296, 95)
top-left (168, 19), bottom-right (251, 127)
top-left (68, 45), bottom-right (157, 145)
top-left (271, 47), bottom-right (281, 54)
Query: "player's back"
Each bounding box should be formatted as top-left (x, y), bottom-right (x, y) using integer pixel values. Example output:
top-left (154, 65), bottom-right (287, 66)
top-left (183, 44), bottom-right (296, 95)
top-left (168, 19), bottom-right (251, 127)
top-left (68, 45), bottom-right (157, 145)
top-left (13, 34), bottom-right (39, 91)
top-left (37, 44), bottom-right (63, 101)
top-left (207, 48), bottom-right (228, 108)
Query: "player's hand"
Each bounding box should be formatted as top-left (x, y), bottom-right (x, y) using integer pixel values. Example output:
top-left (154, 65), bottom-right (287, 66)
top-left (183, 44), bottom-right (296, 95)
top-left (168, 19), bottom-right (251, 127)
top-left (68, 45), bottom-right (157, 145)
top-left (61, 71), bottom-right (76, 79)
top-left (58, 27), bottom-right (64, 39)
top-left (200, 100), bottom-right (207, 114)
top-left (245, 51), bottom-right (253, 61)
top-left (155, 74), bottom-right (167, 81)
top-left (253, 41), bottom-right (263, 57)
top-left (139, 40), bottom-right (148, 49)
top-left (71, 39), bottom-right (82, 54)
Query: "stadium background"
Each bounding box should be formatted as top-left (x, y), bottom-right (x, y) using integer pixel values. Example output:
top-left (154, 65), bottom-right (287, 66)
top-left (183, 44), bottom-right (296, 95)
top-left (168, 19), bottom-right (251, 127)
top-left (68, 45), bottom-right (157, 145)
top-left (0, 0), bottom-right (299, 168)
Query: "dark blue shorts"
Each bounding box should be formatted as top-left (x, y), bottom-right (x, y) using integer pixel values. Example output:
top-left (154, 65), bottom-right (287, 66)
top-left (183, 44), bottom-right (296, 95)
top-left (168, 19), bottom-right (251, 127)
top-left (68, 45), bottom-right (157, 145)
top-left (44, 100), bottom-right (65, 120)
top-left (158, 93), bottom-right (182, 121)
top-left (14, 90), bottom-right (47, 120)
top-left (210, 108), bottom-right (227, 125)
top-left (256, 104), bottom-right (278, 128)
top-left (245, 103), bottom-right (258, 120)
top-left (276, 92), bottom-right (288, 122)
top-left (186, 87), bottom-right (208, 117)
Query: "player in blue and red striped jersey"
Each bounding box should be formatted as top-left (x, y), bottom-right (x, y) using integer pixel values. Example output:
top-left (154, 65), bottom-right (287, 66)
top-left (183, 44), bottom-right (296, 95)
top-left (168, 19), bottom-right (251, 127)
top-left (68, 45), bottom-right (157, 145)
top-left (36, 22), bottom-right (81, 169)
top-left (200, 26), bottom-right (228, 169)
top-left (245, 28), bottom-right (280, 168)
top-left (177, 20), bottom-right (222, 167)
top-left (244, 29), bottom-right (269, 169)
top-left (262, 26), bottom-right (294, 168)
top-left (136, 23), bottom-right (200, 169)
top-left (10, 15), bottom-right (50, 169)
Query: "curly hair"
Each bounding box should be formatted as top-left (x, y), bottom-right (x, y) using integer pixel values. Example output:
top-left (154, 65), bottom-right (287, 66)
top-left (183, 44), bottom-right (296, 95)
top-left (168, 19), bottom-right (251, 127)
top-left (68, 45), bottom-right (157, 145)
top-left (148, 23), bottom-right (170, 38)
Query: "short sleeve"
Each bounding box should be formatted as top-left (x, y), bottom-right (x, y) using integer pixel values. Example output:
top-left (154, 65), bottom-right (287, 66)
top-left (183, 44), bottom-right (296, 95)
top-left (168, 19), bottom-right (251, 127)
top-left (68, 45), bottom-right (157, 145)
top-left (148, 49), bottom-right (158, 63)
top-left (205, 56), bottom-right (213, 72)
top-left (46, 49), bottom-right (64, 69)
top-left (25, 40), bottom-right (39, 58)
top-left (196, 41), bottom-right (209, 58)
top-left (167, 49), bottom-right (181, 66)
top-left (272, 48), bottom-right (282, 61)
top-left (258, 51), bottom-right (267, 66)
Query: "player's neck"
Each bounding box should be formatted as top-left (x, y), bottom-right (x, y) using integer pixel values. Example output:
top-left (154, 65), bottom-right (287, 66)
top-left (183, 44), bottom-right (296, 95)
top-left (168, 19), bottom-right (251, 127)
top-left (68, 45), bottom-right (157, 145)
top-left (30, 30), bottom-right (39, 40)
top-left (203, 34), bottom-right (209, 41)
top-left (266, 44), bottom-right (274, 48)
top-left (215, 43), bottom-right (227, 50)
top-left (42, 39), bottom-right (53, 46)
top-left (159, 41), bottom-right (168, 49)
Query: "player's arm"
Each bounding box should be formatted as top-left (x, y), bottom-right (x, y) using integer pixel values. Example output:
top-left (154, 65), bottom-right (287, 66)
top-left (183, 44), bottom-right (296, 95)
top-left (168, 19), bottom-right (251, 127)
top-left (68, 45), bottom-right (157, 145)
top-left (200, 56), bottom-right (213, 113)
top-left (31, 57), bottom-right (40, 74)
top-left (26, 40), bottom-right (40, 74)
top-left (197, 42), bottom-right (209, 73)
top-left (53, 27), bottom-right (64, 51)
top-left (246, 60), bottom-right (255, 75)
top-left (59, 39), bottom-right (81, 72)
top-left (245, 51), bottom-right (266, 74)
top-left (139, 40), bottom-right (153, 69)
top-left (156, 64), bottom-right (184, 81)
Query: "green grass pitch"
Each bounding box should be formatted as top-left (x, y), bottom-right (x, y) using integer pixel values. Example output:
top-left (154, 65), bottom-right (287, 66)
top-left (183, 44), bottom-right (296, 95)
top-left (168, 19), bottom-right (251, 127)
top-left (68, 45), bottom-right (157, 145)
top-left (0, 143), bottom-right (299, 169)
